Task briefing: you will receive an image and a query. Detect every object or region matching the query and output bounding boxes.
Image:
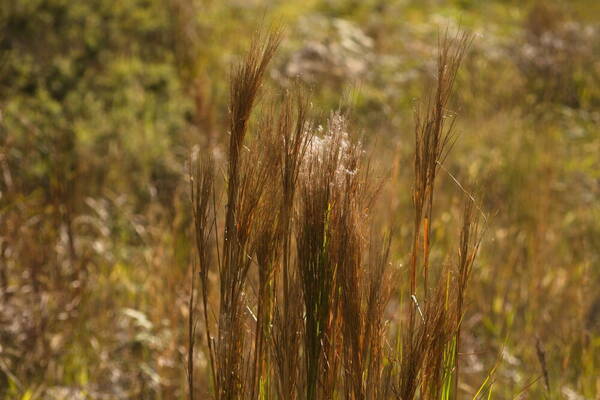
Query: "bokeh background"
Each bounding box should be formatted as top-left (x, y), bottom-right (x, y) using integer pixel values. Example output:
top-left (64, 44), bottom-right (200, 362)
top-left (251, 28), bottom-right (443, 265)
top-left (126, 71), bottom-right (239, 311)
top-left (0, 0), bottom-right (598, 398)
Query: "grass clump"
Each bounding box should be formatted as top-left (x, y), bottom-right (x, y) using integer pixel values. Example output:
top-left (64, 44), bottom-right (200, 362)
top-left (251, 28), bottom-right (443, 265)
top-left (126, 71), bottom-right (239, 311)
top-left (188, 28), bottom-right (486, 400)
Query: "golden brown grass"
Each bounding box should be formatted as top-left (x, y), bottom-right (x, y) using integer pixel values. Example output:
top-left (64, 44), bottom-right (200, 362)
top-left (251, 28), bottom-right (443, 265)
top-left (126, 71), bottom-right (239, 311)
top-left (188, 28), bottom-right (485, 400)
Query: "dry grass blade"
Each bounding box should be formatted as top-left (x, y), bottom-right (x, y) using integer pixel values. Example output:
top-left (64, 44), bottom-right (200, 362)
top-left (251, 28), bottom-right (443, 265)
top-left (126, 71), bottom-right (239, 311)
top-left (297, 113), bottom-right (354, 400)
top-left (452, 198), bottom-right (483, 396)
top-left (249, 106), bottom-right (282, 400)
top-left (271, 90), bottom-right (311, 400)
top-left (189, 155), bottom-right (216, 399)
top-left (217, 28), bottom-right (282, 400)
top-left (394, 28), bottom-right (477, 400)
top-left (410, 30), bottom-right (473, 300)
top-left (188, 27), bottom-right (283, 400)
top-left (364, 234), bottom-right (393, 400)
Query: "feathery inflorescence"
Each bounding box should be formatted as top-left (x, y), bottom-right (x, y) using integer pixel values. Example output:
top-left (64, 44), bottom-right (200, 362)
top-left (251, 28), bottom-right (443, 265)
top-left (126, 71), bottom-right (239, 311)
top-left (189, 27), bottom-right (481, 400)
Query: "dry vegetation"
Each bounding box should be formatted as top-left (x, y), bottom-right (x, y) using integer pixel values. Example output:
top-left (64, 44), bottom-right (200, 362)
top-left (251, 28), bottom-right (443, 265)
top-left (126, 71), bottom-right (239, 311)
top-left (1, 1), bottom-right (599, 399)
top-left (184, 28), bottom-right (489, 400)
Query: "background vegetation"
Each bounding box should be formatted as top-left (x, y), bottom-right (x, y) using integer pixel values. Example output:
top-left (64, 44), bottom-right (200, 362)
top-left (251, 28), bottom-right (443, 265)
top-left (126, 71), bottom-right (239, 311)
top-left (0, 0), bottom-right (598, 399)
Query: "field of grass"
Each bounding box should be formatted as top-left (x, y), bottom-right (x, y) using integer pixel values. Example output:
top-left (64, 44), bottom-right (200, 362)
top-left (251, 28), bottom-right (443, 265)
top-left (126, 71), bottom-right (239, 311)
top-left (0, 0), bottom-right (599, 399)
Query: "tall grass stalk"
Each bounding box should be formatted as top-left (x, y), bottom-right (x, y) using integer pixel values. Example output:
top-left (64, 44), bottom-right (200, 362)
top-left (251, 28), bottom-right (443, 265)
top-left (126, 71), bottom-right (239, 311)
top-left (188, 27), bottom-right (483, 400)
